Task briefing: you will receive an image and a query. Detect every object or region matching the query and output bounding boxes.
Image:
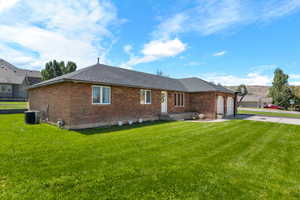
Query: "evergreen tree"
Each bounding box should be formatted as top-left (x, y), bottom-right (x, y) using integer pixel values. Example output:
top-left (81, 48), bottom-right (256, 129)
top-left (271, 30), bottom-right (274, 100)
top-left (41, 60), bottom-right (77, 80)
top-left (269, 68), bottom-right (293, 109)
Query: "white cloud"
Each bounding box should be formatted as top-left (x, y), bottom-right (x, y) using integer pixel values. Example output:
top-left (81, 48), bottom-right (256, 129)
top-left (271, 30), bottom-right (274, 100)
top-left (154, 0), bottom-right (300, 38)
top-left (0, 0), bottom-right (121, 69)
top-left (192, 0), bottom-right (242, 36)
top-left (142, 39), bottom-right (186, 57)
top-left (290, 74), bottom-right (300, 79)
top-left (290, 74), bottom-right (300, 85)
top-left (121, 0), bottom-right (300, 68)
top-left (290, 81), bottom-right (300, 86)
top-left (213, 51), bottom-right (227, 56)
top-left (250, 64), bottom-right (277, 73)
top-left (262, 0), bottom-right (300, 19)
top-left (0, 25), bottom-right (99, 68)
top-left (201, 72), bottom-right (272, 86)
top-left (123, 45), bottom-right (133, 54)
top-left (152, 13), bottom-right (188, 40)
top-left (0, 0), bottom-right (19, 12)
top-left (0, 43), bottom-right (36, 69)
top-left (153, 0), bottom-right (242, 38)
top-left (184, 61), bottom-right (205, 66)
top-left (200, 70), bottom-right (300, 86)
top-left (121, 38), bottom-right (186, 68)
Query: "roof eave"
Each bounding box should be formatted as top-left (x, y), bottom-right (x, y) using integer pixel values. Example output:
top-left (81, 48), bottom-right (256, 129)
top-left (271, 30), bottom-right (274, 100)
top-left (28, 78), bottom-right (188, 92)
top-left (28, 77), bottom-right (234, 94)
top-left (71, 80), bottom-right (189, 92)
top-left (28, 78), bottom-right (70, 89)
top-left (188, 90), bottom-right (235, 94)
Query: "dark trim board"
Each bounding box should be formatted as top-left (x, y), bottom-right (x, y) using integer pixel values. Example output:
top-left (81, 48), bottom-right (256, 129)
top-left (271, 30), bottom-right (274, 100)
top-left (0, 109), bottom-right (27, 114)
top-left (0, 98), bottom-right (27, 102)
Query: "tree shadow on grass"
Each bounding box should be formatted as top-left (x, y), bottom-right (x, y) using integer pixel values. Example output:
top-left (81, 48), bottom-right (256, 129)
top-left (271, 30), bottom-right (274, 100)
top-left (74, 120), bottom-right (172, 136)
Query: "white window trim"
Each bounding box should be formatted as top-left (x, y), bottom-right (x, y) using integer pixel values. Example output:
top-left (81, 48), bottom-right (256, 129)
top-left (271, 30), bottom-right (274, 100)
top-left (92, 85), bottom-right (111, 105)
top-left (141, 89), bottom-right (152, 104)
top-left (174, 93), bottom-right (184, 107)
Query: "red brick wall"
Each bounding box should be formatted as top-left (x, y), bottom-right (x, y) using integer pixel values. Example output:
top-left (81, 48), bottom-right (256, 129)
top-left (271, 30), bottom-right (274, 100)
top-left (28, 82), bottom-right (72, 125)
top-left (29, 82), bottom-right (191, 128)
top-left (29, 81), bottom-right (235, 128)
top-left (188, 92), bottom-right (235, 119)
top-left (189, 92), bottom-right (217, 119)
top-left (167, 91), bottom-right (190, 113)
top-left (67, 83), bottom-right (162, 127)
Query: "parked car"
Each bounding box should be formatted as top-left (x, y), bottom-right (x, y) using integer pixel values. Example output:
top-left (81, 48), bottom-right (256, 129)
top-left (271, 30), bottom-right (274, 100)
top-left (263, 104), bottom-right (284, 110)
top-left (295, 105), bottom-right (300, 112)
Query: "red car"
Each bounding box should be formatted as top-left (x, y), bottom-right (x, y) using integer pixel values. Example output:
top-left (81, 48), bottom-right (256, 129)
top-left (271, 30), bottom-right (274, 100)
top-left (263, 104), bottom-right (284, 110)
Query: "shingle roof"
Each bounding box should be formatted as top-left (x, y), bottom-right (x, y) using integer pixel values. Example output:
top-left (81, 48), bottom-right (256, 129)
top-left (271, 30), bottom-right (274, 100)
top-left (0, 59), bottom-right (42, 85)
top-left (30, 63), bottom-right (234, 93)
top-left (25, 76), bottom-right (43, 85)
top-left (179, 78), bottom-right (235, 93)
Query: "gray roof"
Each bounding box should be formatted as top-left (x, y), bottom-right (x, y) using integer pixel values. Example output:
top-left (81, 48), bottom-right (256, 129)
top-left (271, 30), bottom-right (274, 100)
top-left (179, 78), bottom-right (235, 93)
top-left (0, 59), bottom-right (41, 85)
top-left (30, 63), bottom-right (234, 93)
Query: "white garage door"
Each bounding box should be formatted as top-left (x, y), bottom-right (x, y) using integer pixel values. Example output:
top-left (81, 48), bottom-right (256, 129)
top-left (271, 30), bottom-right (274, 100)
top-left (227, 97), bottom-right (234, 116)
top-left (217, 96), bottom-right (224, 115)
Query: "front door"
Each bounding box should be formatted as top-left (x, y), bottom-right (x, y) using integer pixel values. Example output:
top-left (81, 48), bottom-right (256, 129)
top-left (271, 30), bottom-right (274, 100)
top-left (161, 91), bottom-right (168, 113)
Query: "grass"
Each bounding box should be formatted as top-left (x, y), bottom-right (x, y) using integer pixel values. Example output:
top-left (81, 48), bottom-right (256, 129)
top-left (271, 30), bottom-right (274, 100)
top-left (0, 102), bottom-right (27, 109)
top-left (239, 110), bottom-right (300, 118)
top-left (1, 114), bottom-right (300, 199)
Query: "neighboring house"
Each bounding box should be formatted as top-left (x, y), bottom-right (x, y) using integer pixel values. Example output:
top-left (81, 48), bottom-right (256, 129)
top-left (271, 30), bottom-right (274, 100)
top-left (239, 96), bottom-right (272, 108)
top-left (0, 59), bottom-right (42, 99)
top-left (28, 63), bottom-right (236, 129)
top-left (227, 86), bottom-right (272, 108)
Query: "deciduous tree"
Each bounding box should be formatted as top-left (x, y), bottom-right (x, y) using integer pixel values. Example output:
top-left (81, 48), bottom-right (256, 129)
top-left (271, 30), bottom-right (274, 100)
top-left (236, 84), bottom-right (248, 106)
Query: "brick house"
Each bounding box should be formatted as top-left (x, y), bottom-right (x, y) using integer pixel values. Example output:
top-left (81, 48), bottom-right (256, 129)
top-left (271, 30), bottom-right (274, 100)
top-left (227, 86), bottom-right (272, 108)
top-left (28, 63), bottom-right (236, 129)
top-left (0, 59), bottom-right (42, 99)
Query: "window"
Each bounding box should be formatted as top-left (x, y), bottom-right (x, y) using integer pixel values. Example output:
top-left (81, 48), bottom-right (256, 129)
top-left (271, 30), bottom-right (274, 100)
top-left (174, 93), bottom-right (184, 107)
top-left (92, 86), bottom-right (111, 104)
top-left (0, 85), bottom-right (12, 93)
top-left (140, 89), bottom-right (151, 104)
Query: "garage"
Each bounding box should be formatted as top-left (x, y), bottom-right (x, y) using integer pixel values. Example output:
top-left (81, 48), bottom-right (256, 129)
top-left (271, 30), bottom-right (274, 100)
top-left (217, 96), bottom-right (224, 115)
top-left (227, 97), bottom-right (234, 116)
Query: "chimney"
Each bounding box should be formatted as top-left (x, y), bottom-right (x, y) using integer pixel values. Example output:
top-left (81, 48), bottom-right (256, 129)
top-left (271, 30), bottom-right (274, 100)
top-left (97, 57), bottom-right (100, 64)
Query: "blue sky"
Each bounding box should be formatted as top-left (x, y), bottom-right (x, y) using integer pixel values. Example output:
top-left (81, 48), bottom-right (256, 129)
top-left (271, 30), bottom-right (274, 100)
top-left (0, 0), bottom-right (300, 85)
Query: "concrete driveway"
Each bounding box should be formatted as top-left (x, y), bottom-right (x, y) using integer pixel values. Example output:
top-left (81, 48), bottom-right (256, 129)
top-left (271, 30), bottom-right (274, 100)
top-left (239, 107), bottom-right (300, 114)
top-left (235, 114), bottom-right (300, 125)
top-left (188, 114), bottom-right (300, 126)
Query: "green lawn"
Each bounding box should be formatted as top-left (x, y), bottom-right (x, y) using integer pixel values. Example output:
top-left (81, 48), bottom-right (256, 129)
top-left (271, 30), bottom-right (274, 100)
top-left (239, 110), bottom-right (300, 118)
top-left (1, 114), bottom-right (300, 199)
top-left (0, 102), bottom-right (27, 109)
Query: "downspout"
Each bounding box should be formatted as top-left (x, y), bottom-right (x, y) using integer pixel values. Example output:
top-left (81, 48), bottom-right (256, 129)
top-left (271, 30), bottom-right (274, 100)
top-left (215, 92), bottom-right (218, 119)
top-left (234, 92), bottom-right (238, 117)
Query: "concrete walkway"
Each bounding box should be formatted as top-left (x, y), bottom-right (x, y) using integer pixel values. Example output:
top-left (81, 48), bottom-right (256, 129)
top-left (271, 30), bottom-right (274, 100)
top-left (187, 114), bottom-right (300, 126)
top-left (239, 107), bottom-right (300, 114)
